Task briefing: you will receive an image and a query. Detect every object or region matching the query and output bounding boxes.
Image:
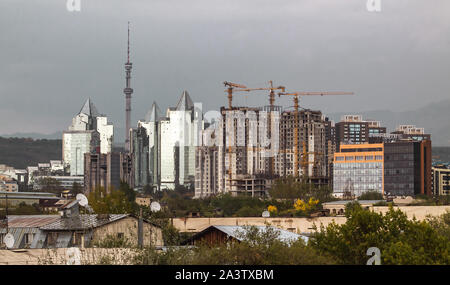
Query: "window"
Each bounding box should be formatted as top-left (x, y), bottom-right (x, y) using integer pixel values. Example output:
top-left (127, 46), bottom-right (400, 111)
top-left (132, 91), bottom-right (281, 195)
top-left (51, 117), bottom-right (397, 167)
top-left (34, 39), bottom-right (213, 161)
top-left (24, 233), bottom-right (34, 245)
top-left (117, 233), bottom-right (124, 239)
top-left (47, 232), bottom-right (58, 246)
top-left (72, 232), bottom-right (83, 246)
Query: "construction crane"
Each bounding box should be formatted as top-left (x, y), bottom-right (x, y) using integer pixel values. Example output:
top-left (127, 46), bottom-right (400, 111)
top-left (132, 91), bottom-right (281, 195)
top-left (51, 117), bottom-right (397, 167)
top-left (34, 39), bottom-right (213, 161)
top-left (233, 81), bottom-right (286, 175)
top-left (300, 141), bottom-right (323, 177)
top-left (278, 91), bottom-right (354, 177)
top-left (237, 80), bottom-right (286, 110)
top-left (223, 81), bottom-right (247, 109)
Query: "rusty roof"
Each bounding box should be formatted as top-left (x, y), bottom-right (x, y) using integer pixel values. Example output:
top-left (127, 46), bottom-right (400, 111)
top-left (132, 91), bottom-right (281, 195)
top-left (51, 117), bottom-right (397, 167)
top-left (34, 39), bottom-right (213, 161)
top-left (40, 214), bottom-right (128, 231)
top-left (6, 215), bottom-right (60, 228)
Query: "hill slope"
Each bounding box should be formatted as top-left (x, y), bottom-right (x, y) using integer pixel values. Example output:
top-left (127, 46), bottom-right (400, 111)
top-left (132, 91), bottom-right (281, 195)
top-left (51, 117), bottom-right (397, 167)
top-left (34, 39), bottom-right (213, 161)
top-left (0, 137), bottom-right (62, 169)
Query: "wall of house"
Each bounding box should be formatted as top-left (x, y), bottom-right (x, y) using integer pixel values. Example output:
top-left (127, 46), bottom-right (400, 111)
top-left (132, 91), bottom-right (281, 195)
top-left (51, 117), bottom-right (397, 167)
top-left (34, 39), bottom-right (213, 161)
top-left (92, 216), bottom-right (163, 247)
top-left (172, 206), bottom-right (450, 234)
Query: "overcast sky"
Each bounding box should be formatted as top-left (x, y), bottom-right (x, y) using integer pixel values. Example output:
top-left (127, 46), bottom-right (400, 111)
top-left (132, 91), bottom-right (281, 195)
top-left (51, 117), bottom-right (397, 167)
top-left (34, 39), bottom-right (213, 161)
top-left (1, 0), bottom-right (449, 141)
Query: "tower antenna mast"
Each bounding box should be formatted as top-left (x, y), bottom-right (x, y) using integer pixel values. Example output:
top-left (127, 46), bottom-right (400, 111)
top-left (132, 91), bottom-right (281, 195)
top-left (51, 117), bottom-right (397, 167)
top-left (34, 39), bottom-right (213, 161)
top-left (124, 21), bottom-right (134, 152)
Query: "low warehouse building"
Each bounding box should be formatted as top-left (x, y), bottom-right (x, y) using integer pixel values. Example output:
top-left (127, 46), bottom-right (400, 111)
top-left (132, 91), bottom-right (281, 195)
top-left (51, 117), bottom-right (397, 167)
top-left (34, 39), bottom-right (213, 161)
top-left (183, 225), bottom-right (308, 246)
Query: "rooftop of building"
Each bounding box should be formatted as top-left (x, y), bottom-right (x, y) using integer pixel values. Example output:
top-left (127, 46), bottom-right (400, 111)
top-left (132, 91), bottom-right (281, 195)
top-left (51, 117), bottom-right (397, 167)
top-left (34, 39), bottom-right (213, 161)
top-left (184, 225), bottom-right (308, 245)
top-left (322, 200), bottom-right (385, 205)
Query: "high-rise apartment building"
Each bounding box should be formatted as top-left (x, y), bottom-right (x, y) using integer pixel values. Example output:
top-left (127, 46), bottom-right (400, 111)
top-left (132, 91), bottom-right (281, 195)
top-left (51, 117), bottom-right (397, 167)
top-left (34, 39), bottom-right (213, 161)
top-left (84, 152), bottom-right (131, 194)
top-left (335, 115), bottom-right (386, 150)
top-left (159, 91), bottom-right (203, 190)
top-left (194, 106), bottom-right (280, 198)
top-left (62, 99), bottom-right (113, 176)
top-left (391, 125), bottom-right (431, 141)
top-left (130, 92), bottom-right (203, 191)
top-left (277, 109), bottom-right (332, 179)
top-left (432, 165), bottom-right (450, 196)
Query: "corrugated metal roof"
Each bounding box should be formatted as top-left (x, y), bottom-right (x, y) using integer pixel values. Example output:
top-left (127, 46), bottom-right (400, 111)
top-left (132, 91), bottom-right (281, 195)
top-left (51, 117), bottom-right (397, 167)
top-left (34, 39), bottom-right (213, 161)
top-left (7, 215), bottom-right (60, 228)
top-left (40, 214), bottom-right (128, 231)
top-left (211, 225), bottom-right (308, 244)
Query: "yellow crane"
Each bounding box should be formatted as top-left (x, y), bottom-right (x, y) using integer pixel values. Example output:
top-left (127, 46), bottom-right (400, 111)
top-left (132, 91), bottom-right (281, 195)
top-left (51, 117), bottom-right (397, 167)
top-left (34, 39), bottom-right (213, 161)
top-left (223, 81), bottom-right (247, 109)
top-left (278, 91), bottom-right (354, 177)
top-left (233, 81), bottom-right (286, 175)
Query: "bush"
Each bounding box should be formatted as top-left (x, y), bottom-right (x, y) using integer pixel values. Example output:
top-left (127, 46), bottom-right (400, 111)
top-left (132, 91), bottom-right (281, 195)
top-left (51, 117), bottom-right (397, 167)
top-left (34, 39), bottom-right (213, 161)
top-left (310, 205), bottom-right (450, 265)
top-left (358, 190), bottom-right (383, 201)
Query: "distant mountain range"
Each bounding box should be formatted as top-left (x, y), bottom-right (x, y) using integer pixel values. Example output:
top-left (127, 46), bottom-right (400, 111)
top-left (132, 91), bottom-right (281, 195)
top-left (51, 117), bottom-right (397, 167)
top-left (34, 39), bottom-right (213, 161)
top-left (0, 131), bottom-right (62, 140)
top-left (327, 99), bottom-right (450, 146)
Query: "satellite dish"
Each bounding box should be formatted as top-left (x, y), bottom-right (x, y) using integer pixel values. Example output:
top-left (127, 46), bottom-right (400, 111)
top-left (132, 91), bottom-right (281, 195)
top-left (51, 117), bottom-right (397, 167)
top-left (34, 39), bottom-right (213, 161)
top-left (66, 247), bottom-right (81, 265)
top-left (4, 233), bottom-right (15, 249)
top-left (76, 193), bottom-right (89, 207)
top-left (150, 201), bottom-right (161, 212)
top-left (262, 210), bottom-right (270, 218)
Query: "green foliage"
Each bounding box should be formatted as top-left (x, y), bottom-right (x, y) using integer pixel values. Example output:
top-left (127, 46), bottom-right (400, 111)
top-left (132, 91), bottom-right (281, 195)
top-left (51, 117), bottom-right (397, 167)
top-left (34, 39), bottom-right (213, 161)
top-left (412, 195), bottom-right (450, 206)
top-left (119, 181), bottom-right (136, 203)
top-left (0, 202), bottom-right (42, 216)
top-left (37, 177), bottom-right (64, 194)
top-left (427, 210), bottom-right (450, 240)
top-left (0, 137), bottom-right (61, 169)
top-left (71, 182), bottom-right (83, 195)
top-left (93, 234), bottom-right (133, 248)
top-left (358, 190), bottom-right (383, 201)
top-left (344, 201), bottom-right (363, 217)
top-left (268, 176), bottom-right (334, 203)
top-left (130, 226), bottom-right (335, 265)
top-left (310, 205), bottom-right (450, 265)
top-left (88, 185), bottom-right (137, 214)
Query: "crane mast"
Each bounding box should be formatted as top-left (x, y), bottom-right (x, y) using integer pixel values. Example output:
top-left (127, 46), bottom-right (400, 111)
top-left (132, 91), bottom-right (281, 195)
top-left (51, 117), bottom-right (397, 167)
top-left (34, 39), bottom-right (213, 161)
top-left (278, 91), bottom-right (354, 177)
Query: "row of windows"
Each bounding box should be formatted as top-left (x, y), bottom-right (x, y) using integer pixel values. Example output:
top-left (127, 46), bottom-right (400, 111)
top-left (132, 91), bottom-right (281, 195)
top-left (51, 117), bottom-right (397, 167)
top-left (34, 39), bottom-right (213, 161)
top-left (334, 162), bottom-right (383, 169)
top-left (335, 155), bottom-right (383, 162)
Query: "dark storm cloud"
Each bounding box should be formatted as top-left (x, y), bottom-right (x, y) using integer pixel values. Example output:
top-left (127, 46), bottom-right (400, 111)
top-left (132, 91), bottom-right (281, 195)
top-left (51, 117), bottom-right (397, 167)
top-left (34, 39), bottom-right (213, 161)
top-left (1, 0), bottom-right (449, 141)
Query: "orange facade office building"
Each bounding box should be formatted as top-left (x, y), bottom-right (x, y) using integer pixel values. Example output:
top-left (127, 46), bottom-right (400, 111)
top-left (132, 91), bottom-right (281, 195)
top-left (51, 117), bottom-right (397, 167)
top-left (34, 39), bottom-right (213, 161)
top-left (333, 143), bottom-right (384, 197)
top-left (333, 140), bottom-right (432, 197)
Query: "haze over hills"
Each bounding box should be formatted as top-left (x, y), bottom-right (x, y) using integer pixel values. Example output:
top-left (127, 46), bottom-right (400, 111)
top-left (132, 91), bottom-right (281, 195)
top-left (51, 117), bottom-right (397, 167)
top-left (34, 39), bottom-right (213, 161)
top-left (0, 131), bottom-right (61, 140)
top-left (327, 99), bottom-right (450, 146)
top-left (1, 99), bottom-right (449, 146)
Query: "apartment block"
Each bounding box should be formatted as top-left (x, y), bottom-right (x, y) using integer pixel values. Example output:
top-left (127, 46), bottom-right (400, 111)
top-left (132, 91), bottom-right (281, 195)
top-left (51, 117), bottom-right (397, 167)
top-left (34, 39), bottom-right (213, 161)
top-left (432, 165), bottom-right (450, 195)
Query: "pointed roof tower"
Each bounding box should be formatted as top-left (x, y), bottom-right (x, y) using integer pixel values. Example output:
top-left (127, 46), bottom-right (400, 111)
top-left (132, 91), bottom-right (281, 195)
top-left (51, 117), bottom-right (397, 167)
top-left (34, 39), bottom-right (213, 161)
top-left (79, 98), bottom-right (100, 117)
top-left (145, 101), bottom-right (162, 122)
top-left (175, 90), bottom-right (194, 111)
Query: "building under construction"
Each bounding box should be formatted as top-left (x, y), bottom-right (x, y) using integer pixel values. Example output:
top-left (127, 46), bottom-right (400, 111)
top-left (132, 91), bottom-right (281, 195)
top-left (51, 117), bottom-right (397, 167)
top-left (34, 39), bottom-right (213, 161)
top-left (194, 107), bottom-right (336, 198)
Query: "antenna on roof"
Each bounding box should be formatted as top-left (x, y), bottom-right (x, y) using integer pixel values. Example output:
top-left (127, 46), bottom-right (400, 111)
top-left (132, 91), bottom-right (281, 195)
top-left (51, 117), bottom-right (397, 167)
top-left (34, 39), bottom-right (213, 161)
top-left (150, 201), bottom-right (161, 213)
top-left (76, 193), bottom-right (93, 213)
top-left (4, 233), bottom-right (14, 249)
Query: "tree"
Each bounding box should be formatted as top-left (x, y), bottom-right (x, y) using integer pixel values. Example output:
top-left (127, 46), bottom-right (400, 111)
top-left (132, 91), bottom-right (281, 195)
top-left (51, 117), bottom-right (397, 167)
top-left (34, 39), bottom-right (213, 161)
top-left (310, 205), bottom-right (450, 265)
top-left (88, 186), bottom-right (136, 214)
top-left (129, 225), bottom-right (336, 265)
top-left (71, 182), bottom-right (83, 195)
top-left (37, 177), bottom-right (64, 194)
top-left (269, 176), bottom-right (334, 203)
top-left (358, 190), bottom-right (383, 200)
top-left (119, 181), bottom-right (136, 203)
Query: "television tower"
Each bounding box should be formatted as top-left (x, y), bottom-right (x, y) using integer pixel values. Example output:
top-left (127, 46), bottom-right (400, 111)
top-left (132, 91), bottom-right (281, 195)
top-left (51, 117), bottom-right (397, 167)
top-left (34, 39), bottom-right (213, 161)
top-left (123, 21), bottom-right (133, 152)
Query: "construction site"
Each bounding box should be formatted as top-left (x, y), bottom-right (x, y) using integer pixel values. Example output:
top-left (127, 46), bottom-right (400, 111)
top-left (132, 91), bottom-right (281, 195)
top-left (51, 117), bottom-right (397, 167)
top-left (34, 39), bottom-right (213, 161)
top-left (194, 81), bottom-right (353, 198)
